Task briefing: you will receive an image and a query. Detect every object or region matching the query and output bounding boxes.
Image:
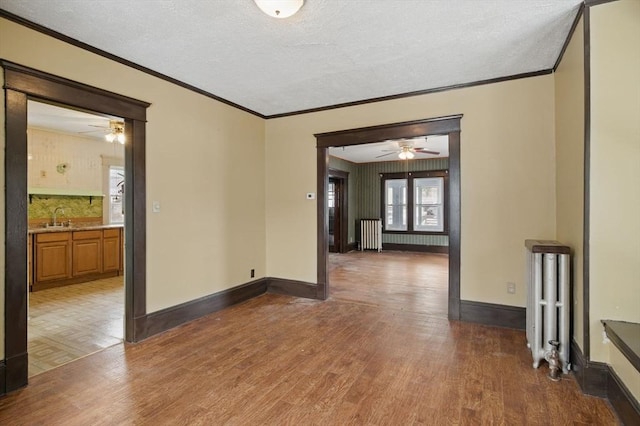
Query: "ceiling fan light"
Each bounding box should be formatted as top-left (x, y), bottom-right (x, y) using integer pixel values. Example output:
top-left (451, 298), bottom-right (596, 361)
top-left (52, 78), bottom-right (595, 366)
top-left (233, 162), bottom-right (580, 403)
top-left (398, 151), bottom-right (407, 160)
top-left (406, 151), bottom-right (415, 159)
top-left (116, 133), bottom-right (125, 144)
top-left (105, 133), bottom-right (116, 143)
top-left (254, 0), bottom-right (304, 18)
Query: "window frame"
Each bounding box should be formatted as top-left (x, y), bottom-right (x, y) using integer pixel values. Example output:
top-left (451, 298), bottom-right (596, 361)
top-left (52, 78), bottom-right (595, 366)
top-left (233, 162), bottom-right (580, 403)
top-left (380, 170), bottom-right (449, 235)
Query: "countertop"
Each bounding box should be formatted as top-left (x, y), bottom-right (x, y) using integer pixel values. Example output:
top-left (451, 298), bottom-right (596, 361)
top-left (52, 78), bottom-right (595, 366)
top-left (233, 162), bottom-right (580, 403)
top-left (28, 223), bottom-right (124, 234)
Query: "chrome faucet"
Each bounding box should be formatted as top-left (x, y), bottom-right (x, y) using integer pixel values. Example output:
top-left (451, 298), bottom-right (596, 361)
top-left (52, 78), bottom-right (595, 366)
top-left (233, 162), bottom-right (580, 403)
top-left (52, 207), bottom-right (65, 226)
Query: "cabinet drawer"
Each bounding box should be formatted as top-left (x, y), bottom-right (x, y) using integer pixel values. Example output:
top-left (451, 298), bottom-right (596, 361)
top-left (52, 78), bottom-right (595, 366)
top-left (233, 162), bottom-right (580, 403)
top-left (103, 228), bottom-right (121, 238)
top-left (36, 232), bottom-right (71, 243)
top-left (73, 230), bottom-right (103, 240)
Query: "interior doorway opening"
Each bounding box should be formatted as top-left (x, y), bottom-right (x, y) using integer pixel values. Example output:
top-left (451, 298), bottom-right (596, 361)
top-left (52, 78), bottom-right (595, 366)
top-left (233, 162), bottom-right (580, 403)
top-left (328, 169), bottom-right (349, 253)
top-left (26, 100), bottom-right (126, 376)
top-left (3, 61), bottom-right (149, 393)
top-left (315, 115), bottom-right (462, 319)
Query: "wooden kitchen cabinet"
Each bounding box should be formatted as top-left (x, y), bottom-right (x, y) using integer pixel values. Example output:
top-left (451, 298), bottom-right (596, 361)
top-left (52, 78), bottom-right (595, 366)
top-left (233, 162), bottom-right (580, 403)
top-left (31, 226), bottom-right (123, 291)
top-left (28, 235), bottom-right (32, 287)
top-left (72, 230), bottom-right (103, 276)
top-left (34, 232), bottom-right (72, 283)
top-left (102, 228), bottom-right (121, 272)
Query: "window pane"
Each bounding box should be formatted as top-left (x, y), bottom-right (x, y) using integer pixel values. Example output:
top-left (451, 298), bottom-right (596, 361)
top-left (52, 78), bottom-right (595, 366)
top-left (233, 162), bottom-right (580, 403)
top-left (385, 179), bottom-right (407, 231)
top-left (414, 177), bottom-right (443, 232)
top-left (109, 166), bottom-right (125, 224)
top-left (415, 205), bottom-right (443, 232)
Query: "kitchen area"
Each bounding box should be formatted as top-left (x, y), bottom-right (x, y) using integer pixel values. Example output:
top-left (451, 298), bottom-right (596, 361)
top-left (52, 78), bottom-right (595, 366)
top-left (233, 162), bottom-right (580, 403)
top-left (26, 101), bottom-right (126, 376)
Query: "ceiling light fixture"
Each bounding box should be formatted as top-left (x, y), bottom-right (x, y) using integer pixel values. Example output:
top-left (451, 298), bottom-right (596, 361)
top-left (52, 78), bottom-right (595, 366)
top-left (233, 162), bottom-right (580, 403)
top-left (105, 120), bottom-right (125, 144)
top-left (398, 146), bottom-right (415, 160)
top-left (254, 0), bottom-right (304, 18)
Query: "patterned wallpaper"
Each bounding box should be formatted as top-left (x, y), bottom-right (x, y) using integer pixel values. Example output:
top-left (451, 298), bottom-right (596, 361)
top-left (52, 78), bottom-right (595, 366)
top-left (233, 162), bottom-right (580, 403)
top-left (29, 195), bottom-right (103, 221)
top-left (329, 156), bottom-right (449, 247)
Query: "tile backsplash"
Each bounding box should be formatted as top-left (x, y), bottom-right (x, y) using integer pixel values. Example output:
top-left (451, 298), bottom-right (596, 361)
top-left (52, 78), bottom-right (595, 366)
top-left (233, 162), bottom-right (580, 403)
top-left (29, 194), bottom-right (103, 221)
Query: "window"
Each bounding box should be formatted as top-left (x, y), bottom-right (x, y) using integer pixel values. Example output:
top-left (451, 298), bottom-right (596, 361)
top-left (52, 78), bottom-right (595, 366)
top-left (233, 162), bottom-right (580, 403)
top-left (381, 171), bottom-right (447, 234)
top-left (385, 179), bottom-right (407, 230)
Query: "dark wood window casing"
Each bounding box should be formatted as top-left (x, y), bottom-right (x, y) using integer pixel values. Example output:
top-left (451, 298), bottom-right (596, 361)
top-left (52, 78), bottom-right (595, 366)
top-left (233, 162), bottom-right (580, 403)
top-left (380, 170), bottom-right (449, 236)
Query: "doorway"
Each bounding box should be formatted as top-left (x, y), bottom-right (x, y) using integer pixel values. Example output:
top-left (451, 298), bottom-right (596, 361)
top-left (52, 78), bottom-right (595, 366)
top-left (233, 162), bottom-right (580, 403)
top-left (315, 115), bottom-right (462, 319)
top-left (328, 169), bottom-right (349, 254)
top-left (26, 100), bottom-right (126, 376)
top-left (3, 61), bottom-right (148, 392)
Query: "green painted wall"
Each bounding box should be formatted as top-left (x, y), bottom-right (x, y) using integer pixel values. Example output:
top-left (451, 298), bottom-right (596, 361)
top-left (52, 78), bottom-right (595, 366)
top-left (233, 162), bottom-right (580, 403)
top-left (329, 156), bottom-right (449, 248)
top-left (28, 194), bottom-right (103, 222)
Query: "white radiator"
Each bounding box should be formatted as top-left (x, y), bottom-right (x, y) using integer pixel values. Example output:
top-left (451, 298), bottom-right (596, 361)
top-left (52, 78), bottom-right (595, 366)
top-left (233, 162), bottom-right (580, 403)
top-left (525, 240), bottom-right (571, 373)
top-left (360, 219), bottom-right (382, 252)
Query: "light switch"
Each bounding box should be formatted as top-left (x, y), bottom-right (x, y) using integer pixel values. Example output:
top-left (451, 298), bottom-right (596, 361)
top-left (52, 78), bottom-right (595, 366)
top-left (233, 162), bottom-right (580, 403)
top-left (152, 201), bottom-right (161, 213)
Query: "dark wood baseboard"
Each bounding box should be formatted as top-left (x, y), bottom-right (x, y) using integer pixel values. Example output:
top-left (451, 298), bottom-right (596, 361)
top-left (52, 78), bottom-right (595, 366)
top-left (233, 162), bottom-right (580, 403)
top-left (267, 278), bottom-right (319, 299)
top-left (459, 300), bottom-right (525, 330)
top-left (608, 366), bottom-right (640, 426)
top-left (0, 360), bottom-right (5, 396)
top-left (571, 339), bottom-right (609, 398)
top-left (382, 243), bottom-right (448, 254)
top-left (135, 278), bottom-right (268, 341)
top-left (346, 242), bottom-right (358, 252)
top-left (1, 352), bottom-right (28, 395)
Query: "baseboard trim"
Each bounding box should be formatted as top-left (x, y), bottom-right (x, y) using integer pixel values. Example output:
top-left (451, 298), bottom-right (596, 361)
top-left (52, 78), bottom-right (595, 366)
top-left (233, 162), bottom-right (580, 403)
top-left (571, 339), bottom-right (609, 398)
top-left (459, 300), bottom-right (525, 329)
top-left (136, 278), bottom-right (268, 340)
top-left (0, 360), bottom-right (5, 396)
top-left (608, 366), bottom-right (640, 425)
top-left (382, 243), bottom-right (449, 254)
top-left (1, 352), bottom-right (28, 395)
top-left (267, 277), bottom-right (319, 299)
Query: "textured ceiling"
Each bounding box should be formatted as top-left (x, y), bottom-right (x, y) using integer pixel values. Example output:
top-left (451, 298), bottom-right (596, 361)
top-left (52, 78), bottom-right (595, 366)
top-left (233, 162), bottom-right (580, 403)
top-left (28, 101), bottom-right (120, 141)
top-left (1, 1), bottom-right (582, 117)
top-left (329, 135), bottom-right (449, 164)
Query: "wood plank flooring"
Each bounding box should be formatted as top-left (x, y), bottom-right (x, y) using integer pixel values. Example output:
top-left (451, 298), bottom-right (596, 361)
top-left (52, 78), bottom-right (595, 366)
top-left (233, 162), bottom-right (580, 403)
top-left (0, 251), bottom-right (618, 424)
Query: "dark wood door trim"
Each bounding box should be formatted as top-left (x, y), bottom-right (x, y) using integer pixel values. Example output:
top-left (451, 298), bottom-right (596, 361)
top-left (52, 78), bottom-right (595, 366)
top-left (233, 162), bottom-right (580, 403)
top-left (582, 5), bottom-right (592, 361)
top-left (2, 61), bottom-right (149, 393)
top-left (328, 169), bottom-right (349, 254)
top-left (316, 115), bottom-right (462, 318)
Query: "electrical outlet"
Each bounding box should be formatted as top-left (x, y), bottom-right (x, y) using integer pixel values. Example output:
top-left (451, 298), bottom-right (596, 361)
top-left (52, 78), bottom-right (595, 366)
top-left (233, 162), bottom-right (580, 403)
top-left (250, 269), bottom-right (255, 278)
top-left (507, 282), bottom-right (516, 294)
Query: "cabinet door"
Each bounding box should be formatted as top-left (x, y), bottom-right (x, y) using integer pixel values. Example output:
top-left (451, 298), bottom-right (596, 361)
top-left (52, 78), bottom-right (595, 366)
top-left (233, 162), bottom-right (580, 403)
top-left (28, 235), bottom-right (32, 287)
top-left (103, 229), bottom-right (121, 272)
top-left (35, 239), bottom-right (71, 282)
top-left (73, 239), bottom-right (102, 276)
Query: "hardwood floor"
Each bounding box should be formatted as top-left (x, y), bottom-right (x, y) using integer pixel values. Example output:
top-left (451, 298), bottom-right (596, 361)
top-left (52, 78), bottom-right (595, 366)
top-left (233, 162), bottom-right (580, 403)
top-left (28, 276), bottom-right (124, 376)
top-left (0, 252), bottom-right (617, 424)
top-left (329, 251), bottom-right (448, 317)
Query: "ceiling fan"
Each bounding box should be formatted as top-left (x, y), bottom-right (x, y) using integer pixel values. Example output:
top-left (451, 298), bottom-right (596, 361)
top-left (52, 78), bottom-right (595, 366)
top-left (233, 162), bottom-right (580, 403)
top-left (376, 138), bottom-right (440, 160)
top-left (78, 119), bottom-right (126, 144)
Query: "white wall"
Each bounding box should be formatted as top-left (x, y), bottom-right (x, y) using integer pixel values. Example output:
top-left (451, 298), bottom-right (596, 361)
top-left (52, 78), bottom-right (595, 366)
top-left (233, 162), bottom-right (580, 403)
top-left (266, 75), bottom-right (557, 306)
top-left (28, 127), bottom-right (124, 194)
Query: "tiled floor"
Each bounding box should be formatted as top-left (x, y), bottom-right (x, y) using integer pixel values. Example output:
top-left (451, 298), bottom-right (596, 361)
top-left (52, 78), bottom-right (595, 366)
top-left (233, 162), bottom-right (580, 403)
top-left (28, 276), bottom-right (124, 376)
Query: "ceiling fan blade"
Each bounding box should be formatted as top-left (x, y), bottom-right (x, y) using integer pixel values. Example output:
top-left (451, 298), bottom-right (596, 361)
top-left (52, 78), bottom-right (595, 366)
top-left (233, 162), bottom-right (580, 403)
top-left (414, 149), bottom-right (440, 155)
top-left (375, 152), bottom-right (397, 158)
top-left (78, 129), bottom-right (107, 134)
top-left (88, 124), bottom-right (110, 128)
